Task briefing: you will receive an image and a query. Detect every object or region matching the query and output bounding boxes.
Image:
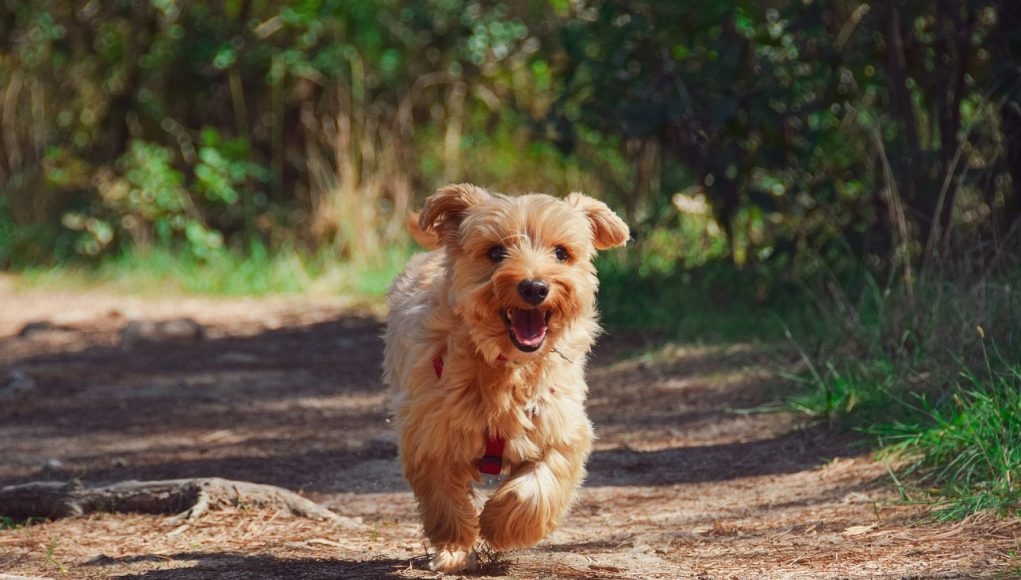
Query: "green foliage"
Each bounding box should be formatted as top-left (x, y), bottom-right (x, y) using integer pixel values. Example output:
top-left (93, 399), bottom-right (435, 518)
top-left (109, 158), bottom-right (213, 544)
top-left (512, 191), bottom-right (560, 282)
top-left (61, 140), bottom-right (224, 259)
top-left (2, 0), bottom-right (1018, 279)
top-left (597, 251), bottom-right (820, 342)
top-left (872, 354), bottom-right (1021, 521)
top-left (51, 129), bottom-right (275, 260)
top-left (552, 0), bottom-right (1018, 273)
top-left (194, 128), bottom-right (269, 208)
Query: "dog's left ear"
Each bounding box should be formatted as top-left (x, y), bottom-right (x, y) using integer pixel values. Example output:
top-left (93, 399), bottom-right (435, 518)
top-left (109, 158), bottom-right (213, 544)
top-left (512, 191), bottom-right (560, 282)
top-left (418, 183), bottom-right (489, 244)
top-left (566, 192), bottom-right (630, 250)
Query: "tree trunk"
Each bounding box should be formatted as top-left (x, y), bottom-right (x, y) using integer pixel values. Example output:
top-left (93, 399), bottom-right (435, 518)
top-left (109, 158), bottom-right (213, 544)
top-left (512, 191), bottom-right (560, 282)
top-left (926, 0), bottom-right (976, 262)
top-left (880, 0), bottom-right (926, 247)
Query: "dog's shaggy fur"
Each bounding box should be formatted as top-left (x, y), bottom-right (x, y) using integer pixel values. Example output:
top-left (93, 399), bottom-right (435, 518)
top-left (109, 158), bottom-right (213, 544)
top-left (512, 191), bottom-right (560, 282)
top-left (383, 184), bottom-right (629, 572)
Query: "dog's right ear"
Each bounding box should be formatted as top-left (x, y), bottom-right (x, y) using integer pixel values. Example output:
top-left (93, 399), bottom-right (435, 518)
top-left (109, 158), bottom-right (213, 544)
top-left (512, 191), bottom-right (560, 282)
top-left (566, 192), bottom-right (630, 250)
top-left (418, 183), bottom-right (489, 244)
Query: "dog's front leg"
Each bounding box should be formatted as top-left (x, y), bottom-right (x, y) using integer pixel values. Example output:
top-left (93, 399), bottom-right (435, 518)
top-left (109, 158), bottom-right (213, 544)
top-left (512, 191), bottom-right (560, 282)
top-left (405, 458), bottom-right (480, 572)
top-left (478, 432), bottom-right (592, 550)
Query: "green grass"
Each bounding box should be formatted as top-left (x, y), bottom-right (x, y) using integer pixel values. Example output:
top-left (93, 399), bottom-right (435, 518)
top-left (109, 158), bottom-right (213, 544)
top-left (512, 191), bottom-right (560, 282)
top-left (870, 349), bottom-right (1021, 521)
top-left (791, 338), bottom-right (1021, 519)
top-left (786, 355), bottom-right (905, 423)
top-left (787, 269), bottom-right (1021, 520)
top-left (14, 244), bottom-right (414, 298)
top-left (0, 515), bottom-right (43, 529)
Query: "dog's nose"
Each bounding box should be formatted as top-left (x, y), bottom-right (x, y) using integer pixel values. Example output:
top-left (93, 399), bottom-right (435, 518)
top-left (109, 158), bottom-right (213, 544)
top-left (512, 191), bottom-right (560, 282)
top-left (517, 279), bottom-right (549, 305)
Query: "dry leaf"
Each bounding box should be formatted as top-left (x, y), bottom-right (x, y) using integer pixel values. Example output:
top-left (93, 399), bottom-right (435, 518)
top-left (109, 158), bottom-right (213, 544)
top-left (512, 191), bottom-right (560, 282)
top-left (842, 524), bottom-right (876, 536)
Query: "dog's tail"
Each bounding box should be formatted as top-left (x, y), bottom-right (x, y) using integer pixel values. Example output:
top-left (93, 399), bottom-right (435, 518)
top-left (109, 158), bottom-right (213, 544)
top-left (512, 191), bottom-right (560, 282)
top-left (407, 212), bottom-right (440, 249)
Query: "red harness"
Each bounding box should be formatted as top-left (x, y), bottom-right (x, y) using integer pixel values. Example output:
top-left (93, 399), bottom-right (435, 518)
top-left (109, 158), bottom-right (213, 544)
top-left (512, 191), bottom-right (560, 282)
top-left (433, 355), bottom-right (506, 475)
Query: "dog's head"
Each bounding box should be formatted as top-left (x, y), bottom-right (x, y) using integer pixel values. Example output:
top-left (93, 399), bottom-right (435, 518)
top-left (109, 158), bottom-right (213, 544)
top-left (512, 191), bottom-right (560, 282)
top-left (419, 183), bottom-right (629, 360)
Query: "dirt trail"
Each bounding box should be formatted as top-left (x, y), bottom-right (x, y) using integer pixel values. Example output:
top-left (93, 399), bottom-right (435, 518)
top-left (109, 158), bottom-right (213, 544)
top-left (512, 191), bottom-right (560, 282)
top-left (0, 278), bottom-right (1018, 579)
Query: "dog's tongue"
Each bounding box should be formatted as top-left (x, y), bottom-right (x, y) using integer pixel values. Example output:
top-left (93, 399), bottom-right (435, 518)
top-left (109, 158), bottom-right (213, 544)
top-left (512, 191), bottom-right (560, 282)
top-left (511, 308), bottom-right (546, 347)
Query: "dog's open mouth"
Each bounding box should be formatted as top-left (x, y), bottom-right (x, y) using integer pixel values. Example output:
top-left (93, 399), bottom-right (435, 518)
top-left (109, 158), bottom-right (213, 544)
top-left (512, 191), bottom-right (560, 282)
top-left (500, 308), bottom-right (552, 352)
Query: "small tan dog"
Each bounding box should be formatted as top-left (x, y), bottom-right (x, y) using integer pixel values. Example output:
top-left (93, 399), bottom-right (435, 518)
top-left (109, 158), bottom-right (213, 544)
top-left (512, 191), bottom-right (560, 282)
top-left (383, 184), bottom-right (628, 572)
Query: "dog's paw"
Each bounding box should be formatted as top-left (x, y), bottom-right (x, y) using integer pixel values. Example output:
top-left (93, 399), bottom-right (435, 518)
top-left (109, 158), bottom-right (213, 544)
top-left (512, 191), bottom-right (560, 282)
top-left (479, 490), bottom-right (550, 550)
top-left (429, 548), bottom-right (477, 573)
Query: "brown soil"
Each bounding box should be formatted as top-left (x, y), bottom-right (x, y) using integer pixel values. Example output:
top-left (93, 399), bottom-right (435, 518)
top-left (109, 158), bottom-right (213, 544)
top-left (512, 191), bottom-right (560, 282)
top-left (1, 276), bottom-right (1018, 579)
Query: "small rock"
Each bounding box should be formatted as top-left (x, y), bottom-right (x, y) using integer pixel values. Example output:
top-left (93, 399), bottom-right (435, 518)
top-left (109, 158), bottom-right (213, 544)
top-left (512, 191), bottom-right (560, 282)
top-left (0, 370), bottom-right (36, 398)
top-left (35, 458), bottom-right (66, 478)
top-left (120, 318), bottom-right (206, 349)
top-left (40, 458), bottom-right (64, 472)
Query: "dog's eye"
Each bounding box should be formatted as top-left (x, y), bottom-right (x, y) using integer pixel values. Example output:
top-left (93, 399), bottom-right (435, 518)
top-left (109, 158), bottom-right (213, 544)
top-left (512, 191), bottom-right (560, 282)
top-left (487, 245), bottom-right (507, 262)
top-left (554, 246), bottom-right (570, 262)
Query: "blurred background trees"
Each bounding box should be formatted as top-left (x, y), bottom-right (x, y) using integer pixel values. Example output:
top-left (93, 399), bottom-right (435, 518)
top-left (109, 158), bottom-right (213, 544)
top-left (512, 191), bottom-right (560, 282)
top-left (0, 0), bottom-right (1018, 280)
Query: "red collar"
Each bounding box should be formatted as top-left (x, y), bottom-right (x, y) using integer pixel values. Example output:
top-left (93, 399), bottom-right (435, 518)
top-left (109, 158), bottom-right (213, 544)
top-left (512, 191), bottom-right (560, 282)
top-left (433, 355), bottom-right (506, 475)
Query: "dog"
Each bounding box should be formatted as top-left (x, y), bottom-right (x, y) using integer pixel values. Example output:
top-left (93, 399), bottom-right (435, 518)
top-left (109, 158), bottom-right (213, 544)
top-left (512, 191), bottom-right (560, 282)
top-left (383, 183), bottom-right (629, 572)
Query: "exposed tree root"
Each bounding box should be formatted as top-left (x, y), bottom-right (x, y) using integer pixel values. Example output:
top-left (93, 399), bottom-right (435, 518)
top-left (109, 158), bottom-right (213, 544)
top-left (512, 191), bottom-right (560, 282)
top-left (0, 478), bottom-right (363, 529)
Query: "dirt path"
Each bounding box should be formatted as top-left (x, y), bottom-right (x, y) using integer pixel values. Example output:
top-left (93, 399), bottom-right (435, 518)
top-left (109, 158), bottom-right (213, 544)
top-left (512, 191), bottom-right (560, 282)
top-left (1, 278), bottom-right (1018, 579)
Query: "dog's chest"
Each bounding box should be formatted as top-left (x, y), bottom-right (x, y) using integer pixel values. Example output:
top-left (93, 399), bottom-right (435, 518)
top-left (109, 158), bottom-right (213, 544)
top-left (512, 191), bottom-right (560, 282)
top-left (489, 369), bottom-right (558, 438)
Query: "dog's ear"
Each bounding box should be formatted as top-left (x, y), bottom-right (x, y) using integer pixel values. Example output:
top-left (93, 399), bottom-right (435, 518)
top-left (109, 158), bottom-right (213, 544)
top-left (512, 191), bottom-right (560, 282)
top-left (418, 184), bottom-right (489, 243)
top-left (406, 212), bottom-right (439, 249)
top-left (566, 192), bottom-right (630, 250)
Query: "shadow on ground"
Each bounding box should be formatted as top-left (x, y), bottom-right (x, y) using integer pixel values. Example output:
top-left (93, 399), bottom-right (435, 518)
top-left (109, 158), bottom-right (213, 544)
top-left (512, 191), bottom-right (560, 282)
top-left (1, 313), bottom-right (851, 496)
top-left (91, 552), bottom-right (419, 580)
top-left (587, 426), bottom-right (844, 486)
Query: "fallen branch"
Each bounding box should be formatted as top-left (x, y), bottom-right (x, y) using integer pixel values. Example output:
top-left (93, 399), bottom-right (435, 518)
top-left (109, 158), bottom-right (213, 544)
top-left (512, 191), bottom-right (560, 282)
top-left (0, 478), bottom-right (363, 529)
